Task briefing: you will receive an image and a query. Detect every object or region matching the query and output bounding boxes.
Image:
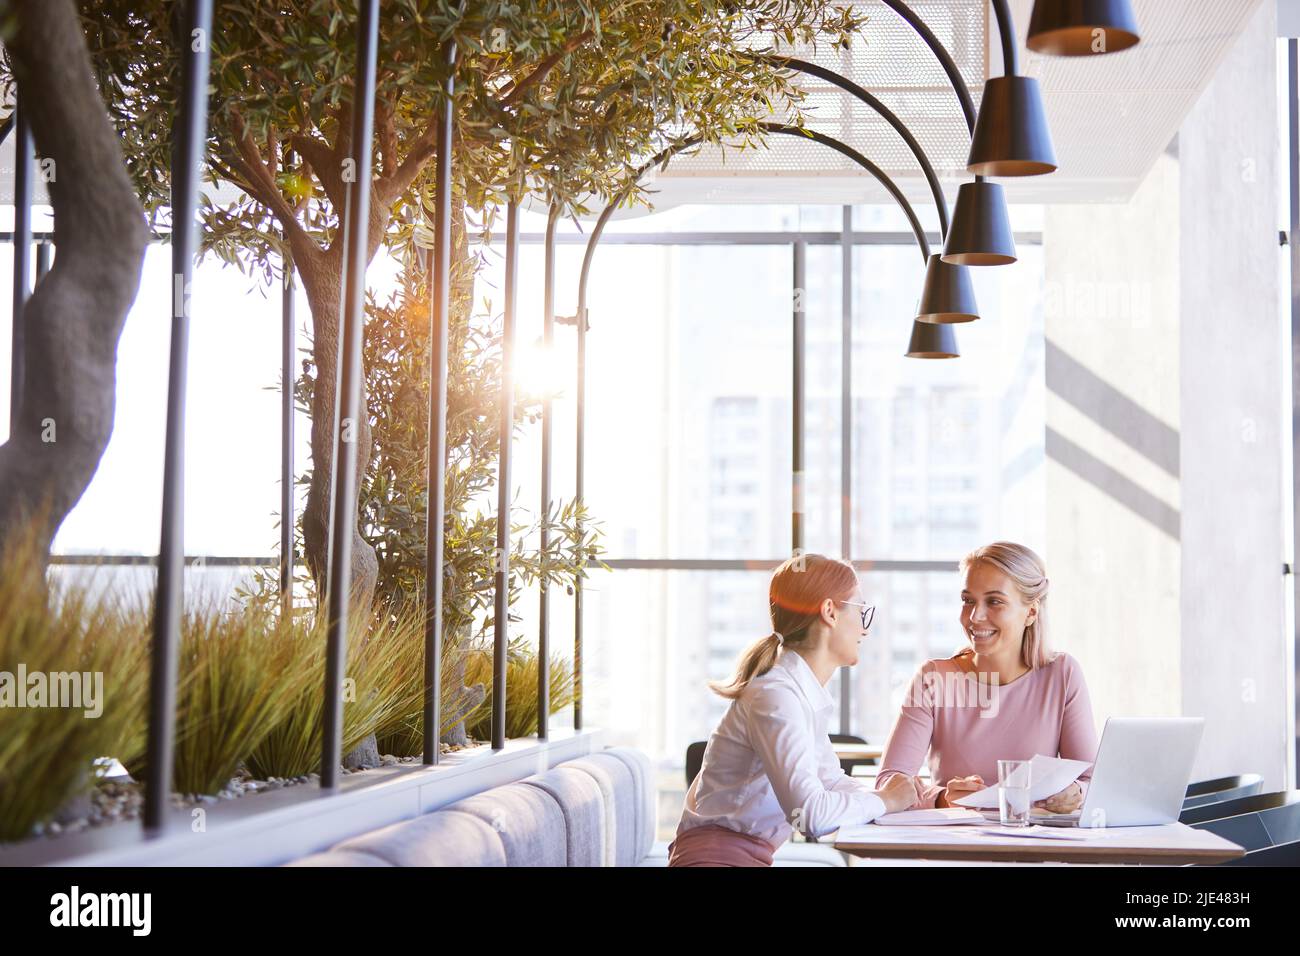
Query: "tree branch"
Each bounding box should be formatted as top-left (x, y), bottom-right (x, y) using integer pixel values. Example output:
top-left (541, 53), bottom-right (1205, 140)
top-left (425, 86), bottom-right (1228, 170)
top-left (225, 109), bottom-right (310, 247)
top-left (496, 29), bottom-right (593, 108)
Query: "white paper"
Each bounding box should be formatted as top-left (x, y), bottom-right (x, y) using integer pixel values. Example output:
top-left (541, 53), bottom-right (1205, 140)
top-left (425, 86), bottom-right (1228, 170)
top-left (951, 754), bottom-right (1093, 810)
top-left (974, 825), bottom-right (1091, 841)
top-left (871, 808), bottom-right (986, 826)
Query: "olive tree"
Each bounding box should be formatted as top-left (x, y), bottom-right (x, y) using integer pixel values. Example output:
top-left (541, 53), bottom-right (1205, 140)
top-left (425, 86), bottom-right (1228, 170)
top-left (68, 0), bottom-right (862, 612)
top-left (0, 0), bottom-right (147, 577)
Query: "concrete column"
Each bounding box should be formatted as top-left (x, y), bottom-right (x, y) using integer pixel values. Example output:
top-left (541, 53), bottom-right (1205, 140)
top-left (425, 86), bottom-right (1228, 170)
top-left (1179, 0), bottom-right (1290, 789)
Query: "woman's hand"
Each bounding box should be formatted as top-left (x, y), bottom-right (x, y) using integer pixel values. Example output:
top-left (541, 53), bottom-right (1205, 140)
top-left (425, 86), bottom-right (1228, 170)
top-left (935, 775), bottom-right (984, 808)
top-left (876, 772), bottom-right (925, 814)
top-left (1034, 781), bottom-right (1083, 814)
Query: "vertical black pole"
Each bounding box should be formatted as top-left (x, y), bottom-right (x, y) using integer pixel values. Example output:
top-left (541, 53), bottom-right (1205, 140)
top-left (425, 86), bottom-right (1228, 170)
top-left (538, 205), bottom-right (558, 740)
top-left (1289, 39), bottom-right (1300, 784)
top-left (792, 240), bottom-right (805, 554)
top-left (280, 150), bottom-right (295, 618)
top-left (492, 200), bottom-right (519, 750)
top-left (424, 42), bottom-right (456, 765)
top-left (839, 207), bottom-right (853, 735)
top-left (9, 101), bottom-right (32, 433)
top-left (321, 0), bottom-right (379, 788)
top-left (145, 0), bottom-right (212, 832)
top-left (575, 243), bottom-right (587, 734)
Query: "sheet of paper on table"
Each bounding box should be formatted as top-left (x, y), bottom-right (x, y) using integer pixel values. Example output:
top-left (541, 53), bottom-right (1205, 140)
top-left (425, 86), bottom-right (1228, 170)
top-left (837, 822), bottom-right (1108, 844)
top-left (871, 807), bottom-right (986, 826)
top-left (951, 754), bottom-right (1093, 809)
top-left (837, 823), bottom-right (1007, 843)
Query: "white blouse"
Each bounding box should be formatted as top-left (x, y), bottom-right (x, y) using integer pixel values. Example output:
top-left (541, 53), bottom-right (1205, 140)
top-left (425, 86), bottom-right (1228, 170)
top-left (677, 648), bottom-right (887, 846)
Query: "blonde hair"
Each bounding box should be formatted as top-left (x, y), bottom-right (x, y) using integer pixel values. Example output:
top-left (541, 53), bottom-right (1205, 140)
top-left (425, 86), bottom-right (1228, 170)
top-left (958, 541), bottom-right (1053, 670)
top-left (708, 553), bottom-right (858, 699)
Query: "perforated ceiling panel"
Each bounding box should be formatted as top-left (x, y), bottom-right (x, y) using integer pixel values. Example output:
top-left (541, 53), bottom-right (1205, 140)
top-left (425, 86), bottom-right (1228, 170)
top-left (649, 0), bottom-right (1266, 208)
top-left (650, 1), bottom-right (986, 191)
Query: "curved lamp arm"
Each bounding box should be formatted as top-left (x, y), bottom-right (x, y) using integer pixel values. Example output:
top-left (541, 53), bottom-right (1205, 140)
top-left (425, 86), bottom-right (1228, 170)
top-left (578, 123), bottom-right (931, 320)
top-left (990, 0), bottom-right (1019, 76)
top-left (764, 55), bottom-right (950, 238)
top-left (879, 0), bottom-right (1025, 186)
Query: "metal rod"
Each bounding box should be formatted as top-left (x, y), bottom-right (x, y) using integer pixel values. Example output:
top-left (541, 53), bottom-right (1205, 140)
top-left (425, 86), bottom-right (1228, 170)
top-left (879, 0), bottom-right (985, 183)
top-left (990, 0), bottom-right (1020, 76)
top-left (144, 0), bottom-right (212, 832)
top-left (493, 200), bottom-right (519, 750)
top-left (424, 41), bottom-right (456, 766)
top-left (598, 558), bottom-right (959, 572)
top-left (879, 1), bottom-right (977, 132)
top-left (538, 204), bottom-right (558, 741)
top-left (499, 230), bottom-right (1044, 247)
top-left (320, 0), bottom-right (379, 788)
top-left (0, 231), bottom-right (54, 243)
top-left (10, 101), bottom-right (32, 433)
top-left (52, 554), bottom-right (276, 567)
top-left (764, 56), bottom-right (951, 235)
top-left (35, 241), bottom-right (51, 282)
top-left (758, 124), bottom-right (930, 259)
top-left (322, 185), bottom-right (350, 595)
top-left (280, 150), bottom-right (295, 619)
top-left (1288, 39), bottom-right (1300, 785)
top-left (793, 240), bottom-right (805, 553)
top-left (840, 205), bottom-right (853, 735)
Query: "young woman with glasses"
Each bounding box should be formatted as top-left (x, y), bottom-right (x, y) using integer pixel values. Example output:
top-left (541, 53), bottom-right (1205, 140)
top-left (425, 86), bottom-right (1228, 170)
top-left (667, 553), bottom-right (923, 866)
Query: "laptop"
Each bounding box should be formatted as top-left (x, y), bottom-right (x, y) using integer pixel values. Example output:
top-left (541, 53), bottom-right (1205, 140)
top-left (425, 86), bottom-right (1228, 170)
top-left (987, 717), bottom-right (1205, 828)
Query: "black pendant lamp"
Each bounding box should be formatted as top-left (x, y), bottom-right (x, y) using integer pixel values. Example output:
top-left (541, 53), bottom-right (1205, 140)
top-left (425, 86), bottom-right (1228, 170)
top-left (916, 254), bottom-right (979, 323)
top-left (967, 74), bottom-right (1057, 176)
top-left (905, 319), bottom-right (959, 359)
top-left (941, 180), bottom-right (1016, 265)
top-left (1027, 0), bottom-right (1140, 57)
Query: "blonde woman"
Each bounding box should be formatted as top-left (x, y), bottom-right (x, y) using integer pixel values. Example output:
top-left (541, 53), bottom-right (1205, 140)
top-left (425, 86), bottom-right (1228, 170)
top-left (875, 542), bottom-right (1099, 812)
top-left (668, 553), bottom-right (923, 867)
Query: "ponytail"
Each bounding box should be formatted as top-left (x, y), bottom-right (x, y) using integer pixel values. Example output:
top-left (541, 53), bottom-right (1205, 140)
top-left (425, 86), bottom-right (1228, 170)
top-left (708, 554), bottom-right (857, 699)
top-left (707, 632), bottom-right (783, 700)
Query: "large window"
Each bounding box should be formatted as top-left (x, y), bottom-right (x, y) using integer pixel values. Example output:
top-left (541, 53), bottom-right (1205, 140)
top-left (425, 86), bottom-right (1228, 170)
top-left (478, 202), bottom-right (1047, 837)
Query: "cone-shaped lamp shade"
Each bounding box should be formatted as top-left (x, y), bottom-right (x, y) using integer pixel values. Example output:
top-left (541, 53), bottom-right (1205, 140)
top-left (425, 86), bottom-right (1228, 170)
top-left (967, 75), bottom-right (1057, 177)
top-left (916, 254), bottom-right (979, 324)
top-left (905, 319), bottom-right (959, 359)
top-left (941, 181), bottom-right (1016, 266)
top-left (1027, 0), bottom-right (1139, 56)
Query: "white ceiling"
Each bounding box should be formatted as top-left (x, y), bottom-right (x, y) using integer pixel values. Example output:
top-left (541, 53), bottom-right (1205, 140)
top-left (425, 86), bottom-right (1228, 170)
top-left (644, 0), bottom-right (1267, 210)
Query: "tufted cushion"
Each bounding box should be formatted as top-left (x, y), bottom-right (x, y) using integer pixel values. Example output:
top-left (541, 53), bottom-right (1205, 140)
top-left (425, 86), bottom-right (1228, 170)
top-left (636, 839), bottom-right (849, 867)
top-left (444, 782), bottom-right (567, 866)
top-left (283, 848), bottom-right (394, 867)
top-left (603, 746), bottom-right (656, 861)
top-left (333, 809), bottom-right (506, 866)
top-left (561, 753), bottom-right (639, 866)
top-left (519, 766), bottom-right (605, 867)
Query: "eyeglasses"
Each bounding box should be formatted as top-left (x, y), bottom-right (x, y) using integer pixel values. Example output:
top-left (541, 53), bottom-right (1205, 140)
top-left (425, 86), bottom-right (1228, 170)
top-left (838, 601), bottom-right (875, 631)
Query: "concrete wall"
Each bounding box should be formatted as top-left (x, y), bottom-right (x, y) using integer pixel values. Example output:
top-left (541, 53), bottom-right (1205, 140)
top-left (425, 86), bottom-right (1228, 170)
top-left (1043, 149), bottom-right (1181, 730)
top-left (1179, 0), bottom-right (1290, 789)
top-left (1043, 1), bottom-right (1291, 789)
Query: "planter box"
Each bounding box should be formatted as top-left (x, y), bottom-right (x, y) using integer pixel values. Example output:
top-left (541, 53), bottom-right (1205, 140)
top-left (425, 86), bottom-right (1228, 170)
top-left (0, 728), bottom-right (603, 867)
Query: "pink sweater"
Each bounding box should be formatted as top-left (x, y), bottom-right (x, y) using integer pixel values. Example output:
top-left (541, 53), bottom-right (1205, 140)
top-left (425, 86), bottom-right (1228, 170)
top-left (876, 652), bottom-right (1099, 809)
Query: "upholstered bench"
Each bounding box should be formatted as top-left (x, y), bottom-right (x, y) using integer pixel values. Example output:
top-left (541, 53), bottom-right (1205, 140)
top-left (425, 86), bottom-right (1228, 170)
top-left (285, 745), bottom-right (847, 867)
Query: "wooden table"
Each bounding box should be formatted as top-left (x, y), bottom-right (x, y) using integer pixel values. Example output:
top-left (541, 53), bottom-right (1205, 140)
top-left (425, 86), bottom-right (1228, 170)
top-left (833, 821), bottom-right (1245, 865)
top-left (832, 742), bottom-right (884, 761)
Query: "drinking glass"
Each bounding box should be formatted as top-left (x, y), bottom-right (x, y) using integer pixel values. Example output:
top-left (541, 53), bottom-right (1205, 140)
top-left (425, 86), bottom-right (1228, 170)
top-left (997, 759), bottom-right (1032, 827)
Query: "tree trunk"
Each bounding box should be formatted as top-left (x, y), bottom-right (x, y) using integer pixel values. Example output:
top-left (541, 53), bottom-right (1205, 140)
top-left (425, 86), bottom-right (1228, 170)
top-left (0, 0), bottom-right (147, 574)
top-left (291, 233), bottom-right (378, 612)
